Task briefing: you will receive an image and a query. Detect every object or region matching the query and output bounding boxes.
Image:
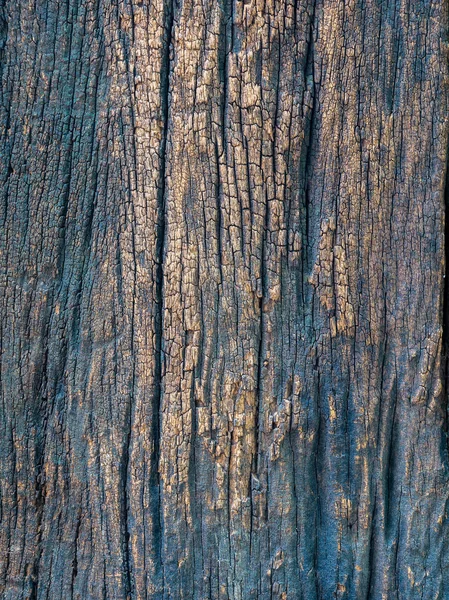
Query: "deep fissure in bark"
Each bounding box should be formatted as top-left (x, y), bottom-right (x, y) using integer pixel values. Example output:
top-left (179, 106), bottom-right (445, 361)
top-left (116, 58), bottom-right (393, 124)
top-left (443, 151), bottom-right (449, 456)
top-left (301, 3), bottom-right (317, 274)
top-left (153, 0), bottom-right (175, 580)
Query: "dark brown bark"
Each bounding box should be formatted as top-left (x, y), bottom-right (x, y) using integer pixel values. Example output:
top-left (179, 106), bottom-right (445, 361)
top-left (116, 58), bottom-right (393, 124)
top-left (1, 0), bottom-right (449, 598)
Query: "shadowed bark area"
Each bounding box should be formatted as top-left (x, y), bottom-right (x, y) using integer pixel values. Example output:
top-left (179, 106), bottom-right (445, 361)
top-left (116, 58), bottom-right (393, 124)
top-left (1, 0), bottom-right (449, 599)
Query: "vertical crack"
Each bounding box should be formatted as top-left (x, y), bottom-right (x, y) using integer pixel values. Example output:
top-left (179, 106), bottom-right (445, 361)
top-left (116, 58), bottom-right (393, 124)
top-left (118, 13), bottom-right (139, 596)
top-left (0, 2), bottom-right (7, 82)
top-left (121, 381), bottom-right (134, 598)
top-left (442, 150), bottom-right (449, 460)
top-left (153, 0), bottom-right (175, 587)
top-left (302, 3), bottom-right (317, 277)
top-left (30, 309), bottom-right (52, 600)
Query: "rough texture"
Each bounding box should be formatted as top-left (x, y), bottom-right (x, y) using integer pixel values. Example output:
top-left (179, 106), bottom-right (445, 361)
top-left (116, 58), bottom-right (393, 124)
top-left (1, 0), bottom-right (449, 598)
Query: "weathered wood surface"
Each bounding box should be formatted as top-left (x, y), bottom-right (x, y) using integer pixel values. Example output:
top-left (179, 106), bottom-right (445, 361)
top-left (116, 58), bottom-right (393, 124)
top-left (1, 0), bottom-right (449, 598)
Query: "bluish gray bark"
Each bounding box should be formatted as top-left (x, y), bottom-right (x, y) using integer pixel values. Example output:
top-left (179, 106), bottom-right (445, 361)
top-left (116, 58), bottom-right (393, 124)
top-left (1, 0), bottom-right (449, 598)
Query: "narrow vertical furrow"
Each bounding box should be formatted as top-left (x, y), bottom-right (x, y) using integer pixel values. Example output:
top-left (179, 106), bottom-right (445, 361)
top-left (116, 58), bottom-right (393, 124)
top-left (301, 3), bottom-right (317, 275)
top-left (115, 1), bottom-right (174, 597)
top-left (443, 153), bottom-right (449, 457)
top-left (153, 0), bottom-right (174, 588)
top-left (119, 17), bottom-right (138, 597)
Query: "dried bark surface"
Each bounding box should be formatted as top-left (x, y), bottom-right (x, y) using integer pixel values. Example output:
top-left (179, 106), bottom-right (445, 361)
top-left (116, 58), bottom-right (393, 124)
top-left (1, 0), bottom-right (449, 598)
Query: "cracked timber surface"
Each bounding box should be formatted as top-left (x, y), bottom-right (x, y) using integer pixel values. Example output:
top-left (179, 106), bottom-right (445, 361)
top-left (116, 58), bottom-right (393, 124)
top-left (1, 0), bottom-right (449, 598)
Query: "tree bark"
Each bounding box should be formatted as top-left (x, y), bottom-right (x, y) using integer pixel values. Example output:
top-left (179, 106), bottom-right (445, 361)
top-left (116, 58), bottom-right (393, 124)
top-left (1, 0), bottom-right (449, 598)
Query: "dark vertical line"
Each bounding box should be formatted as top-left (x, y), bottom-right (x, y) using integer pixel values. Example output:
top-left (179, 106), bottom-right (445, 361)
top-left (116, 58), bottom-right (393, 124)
top-left (0, 2), bottom-right (10, 228)
top-left (153, 0), bottom-right (174, 588)
top-left (254, 265), bottom-right (265, 476)
top-left (442, 148), bottom-right (449, 460)
top-left (188, 377), bottom-right (198, 598)
top-left (107, 7), bottom-right (138, 597)
top-left (70, 508), bottom-right (82, 599)
top-left (0, 1), bottom-right (6, 59)
top-left (253, 71), bottom-right (272, 477)
top-left (254, 10), bottom-right (284, 485)
top-left (365, 490), bottom-right (377, 600)
top-left (312, 363), bottom-right (321, 599)
top-left (121, 9), bottom-right (140, 596)
top-left (302, 7), bottom-right (320, 596)
top-left (302, 3), bottom-right (317, 277)
top-left (121, 377), bottom-right (134, 598)
top-left (217, 0), bottom-right (230, 286)
top-left (220, 0), bottom-right (232, 156)
top-left (384, 376), bottom-right (398, 535)
top-left (29, 302), bottom-right (53, 600)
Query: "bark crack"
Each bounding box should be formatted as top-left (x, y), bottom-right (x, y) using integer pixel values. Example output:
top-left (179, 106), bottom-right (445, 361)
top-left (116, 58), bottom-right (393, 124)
top-left (153, 0), bottom-right (175, 586)
top-left (301, 1), bottom-right (317, 289)
top-left (442, 147), bottom-right (449, 458)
